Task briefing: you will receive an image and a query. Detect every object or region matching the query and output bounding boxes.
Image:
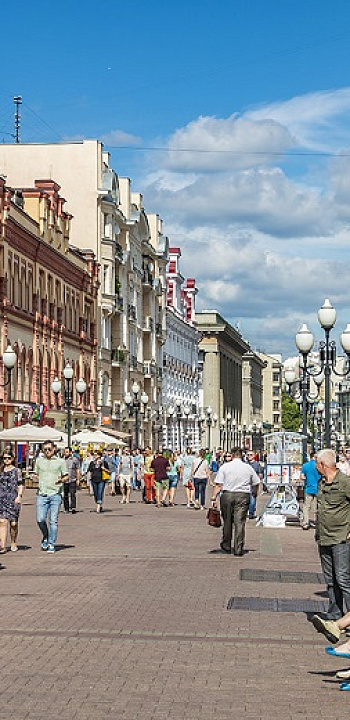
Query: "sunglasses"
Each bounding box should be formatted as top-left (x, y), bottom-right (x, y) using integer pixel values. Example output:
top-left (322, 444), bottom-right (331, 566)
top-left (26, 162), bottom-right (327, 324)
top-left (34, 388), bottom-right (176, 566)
top-left (3, 456), bottom-right (12, 460)
top-left (43, 448), bottom-right (53, 452)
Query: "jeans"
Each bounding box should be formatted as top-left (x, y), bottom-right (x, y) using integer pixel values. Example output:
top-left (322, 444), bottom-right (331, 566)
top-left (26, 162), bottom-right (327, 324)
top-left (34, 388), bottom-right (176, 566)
top-left (91, 481), bottom-right (105, 505)
top-left (220, 491), bottom-right (250, 554)
top-left (63, 481), bottom-right (77, 511)
top-left (194, 479), bottom-right (207, 507)
top-left (36, 493), bottom-right (62, 546)
top-left (248, 493), bottom-right (257, 518)
top-left (319, 542), bottom-right (350, 619)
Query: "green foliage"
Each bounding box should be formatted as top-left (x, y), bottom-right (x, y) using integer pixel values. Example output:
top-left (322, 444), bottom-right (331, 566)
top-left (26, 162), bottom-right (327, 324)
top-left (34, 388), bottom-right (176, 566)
top-left (282, 391), bottom-right (302, 432)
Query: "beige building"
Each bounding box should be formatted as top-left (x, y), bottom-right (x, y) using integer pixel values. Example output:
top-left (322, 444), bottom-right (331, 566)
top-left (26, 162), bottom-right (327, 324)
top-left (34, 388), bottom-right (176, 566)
top-left (196, 311), bottom-right (264, 449)
top-left (257, 351), bottom-right (283, 432)
top-left (0, 176), bottom-right (98, 432)
top-left (0, 141), bottom-right (168, 445)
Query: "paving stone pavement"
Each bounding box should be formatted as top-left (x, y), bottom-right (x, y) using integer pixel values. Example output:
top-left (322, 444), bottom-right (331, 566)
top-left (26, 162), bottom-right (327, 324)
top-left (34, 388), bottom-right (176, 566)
top-left (0, 487), bottom-right (348, 719)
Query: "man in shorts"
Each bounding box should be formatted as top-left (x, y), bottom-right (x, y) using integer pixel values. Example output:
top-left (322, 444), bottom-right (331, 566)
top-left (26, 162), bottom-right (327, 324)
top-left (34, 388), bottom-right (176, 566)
top-left (151, 451), bottom-right (170, 507)
top-left (119, 448), bottom-right (133, 504)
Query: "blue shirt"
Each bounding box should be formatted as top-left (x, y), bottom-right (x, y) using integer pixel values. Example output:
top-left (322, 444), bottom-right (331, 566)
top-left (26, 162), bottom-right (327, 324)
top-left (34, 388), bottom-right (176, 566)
top-left (302, 459), bottom-right (321, 495)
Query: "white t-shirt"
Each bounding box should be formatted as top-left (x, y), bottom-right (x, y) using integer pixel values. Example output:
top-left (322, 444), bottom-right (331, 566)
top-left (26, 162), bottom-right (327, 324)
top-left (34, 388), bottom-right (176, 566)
top-left (215, 458), bottom-right (260, 494)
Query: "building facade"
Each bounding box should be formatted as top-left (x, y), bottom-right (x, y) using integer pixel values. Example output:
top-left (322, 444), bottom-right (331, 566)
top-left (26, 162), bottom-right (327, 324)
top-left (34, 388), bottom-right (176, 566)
top-left (162, 248), bottom-right (199, 451)
top-left (0, 176), bottom-right (98, 432)
top-left (196, 311), bottom-right (264, 450)
top-left (0, 141), bottom-right (168, 446)
top-left (257, 351), bottom-right (283, 433)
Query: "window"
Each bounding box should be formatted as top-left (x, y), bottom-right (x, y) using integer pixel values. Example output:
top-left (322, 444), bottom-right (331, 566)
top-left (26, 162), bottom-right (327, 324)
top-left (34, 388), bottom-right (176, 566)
top-left (273, 386), bottom-right (280, 396)
top-left (273, 372), bottom-right (280, 382)
top-left (103, 265), bottom-right (109, 294)
top-left (273, 400), bottom-right (279, 410)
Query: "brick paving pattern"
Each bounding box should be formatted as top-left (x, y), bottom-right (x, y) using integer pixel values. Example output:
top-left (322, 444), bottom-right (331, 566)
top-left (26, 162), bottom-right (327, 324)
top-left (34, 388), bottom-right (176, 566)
top-left (0, 488), bottom-right (348, 718)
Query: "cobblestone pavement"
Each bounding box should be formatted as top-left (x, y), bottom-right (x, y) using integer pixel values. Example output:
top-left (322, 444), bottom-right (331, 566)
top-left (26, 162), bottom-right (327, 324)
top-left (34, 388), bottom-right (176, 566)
top-left (0, 487), bottom-right (348, 719)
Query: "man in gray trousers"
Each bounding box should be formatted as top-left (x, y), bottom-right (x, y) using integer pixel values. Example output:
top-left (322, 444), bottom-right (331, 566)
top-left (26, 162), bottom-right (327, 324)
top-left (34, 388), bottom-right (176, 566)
top-left (211, 447), bottom-right (260, 555)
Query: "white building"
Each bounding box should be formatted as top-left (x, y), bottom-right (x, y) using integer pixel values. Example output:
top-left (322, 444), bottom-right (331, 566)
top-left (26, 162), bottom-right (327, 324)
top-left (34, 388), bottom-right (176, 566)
top-left (162, 248), bottom-right (199, 451)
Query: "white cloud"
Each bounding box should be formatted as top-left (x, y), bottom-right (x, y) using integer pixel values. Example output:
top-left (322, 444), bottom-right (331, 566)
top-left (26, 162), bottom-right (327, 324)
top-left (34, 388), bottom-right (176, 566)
top-left (163, 114), bottom-right (295, 172)
top-left (139, 87), bottom-right (350, 356)
top-left (101, 129), bottom-right (141, 146)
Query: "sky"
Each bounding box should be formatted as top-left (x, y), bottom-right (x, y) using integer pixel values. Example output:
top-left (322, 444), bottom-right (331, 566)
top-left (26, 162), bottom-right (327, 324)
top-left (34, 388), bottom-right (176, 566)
top-left (2, 0), bottom-right (350, 358)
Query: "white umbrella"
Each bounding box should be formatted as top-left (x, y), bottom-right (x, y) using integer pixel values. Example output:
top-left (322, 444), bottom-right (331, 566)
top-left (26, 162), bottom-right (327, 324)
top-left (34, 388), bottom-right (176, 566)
top-left (0, 423), bottom-right (64, 443)
top-left (71, 429), bottom-right (126, 447)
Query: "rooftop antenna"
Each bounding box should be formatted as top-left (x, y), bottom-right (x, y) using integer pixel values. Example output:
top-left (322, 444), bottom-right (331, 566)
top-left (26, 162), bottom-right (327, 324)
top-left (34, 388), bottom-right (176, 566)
top-left (13, 96), bottom-right (22, 143)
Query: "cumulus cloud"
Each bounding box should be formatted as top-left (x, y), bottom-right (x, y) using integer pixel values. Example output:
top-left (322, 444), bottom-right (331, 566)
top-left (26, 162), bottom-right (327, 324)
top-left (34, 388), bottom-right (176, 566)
top-left (140, 86), bottom-right (350, 356)
top-left (101, 129), bottom-right (141, 146)
top-left (163, 114), bottom-right (295, 172)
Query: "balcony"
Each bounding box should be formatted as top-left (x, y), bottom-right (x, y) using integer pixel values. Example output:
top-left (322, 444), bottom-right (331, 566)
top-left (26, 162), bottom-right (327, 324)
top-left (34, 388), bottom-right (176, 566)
top-left (111, 348), bottom-right (126, 366)
top-left (128, 304), bottom-right (137, 322)
top-left (142, 270), bottom-right (154, 288)
top-left (143, 360), bottom-right (156, 378)
top-left (115, 243), bottom-right (124, 263)
top-left (143, 316), bottom-right (154, 332)
top-left (115, 295), bottom-right (123, 312)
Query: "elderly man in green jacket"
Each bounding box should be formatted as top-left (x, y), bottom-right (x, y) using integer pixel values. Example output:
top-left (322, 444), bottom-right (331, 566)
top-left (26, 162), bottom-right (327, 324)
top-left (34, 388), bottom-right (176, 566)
top-left (312, 448), bottom-right (350, 630)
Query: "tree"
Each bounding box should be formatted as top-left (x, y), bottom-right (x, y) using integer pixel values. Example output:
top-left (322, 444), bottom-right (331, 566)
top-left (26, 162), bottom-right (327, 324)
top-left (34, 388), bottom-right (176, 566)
top-left (282, 391), bottom-right (302, 432)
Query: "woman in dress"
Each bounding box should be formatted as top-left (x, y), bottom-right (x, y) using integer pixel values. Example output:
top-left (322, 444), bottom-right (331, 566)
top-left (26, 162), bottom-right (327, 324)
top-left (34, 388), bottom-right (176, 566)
top-left (87, 450), bottom-right (109, 512)
top-left (0, 447), bottom-right (24, 553)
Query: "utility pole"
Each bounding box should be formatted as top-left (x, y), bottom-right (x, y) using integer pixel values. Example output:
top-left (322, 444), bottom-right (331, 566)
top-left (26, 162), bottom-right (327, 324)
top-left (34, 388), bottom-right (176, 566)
top-left (13, 96), bottom-right (22, 143)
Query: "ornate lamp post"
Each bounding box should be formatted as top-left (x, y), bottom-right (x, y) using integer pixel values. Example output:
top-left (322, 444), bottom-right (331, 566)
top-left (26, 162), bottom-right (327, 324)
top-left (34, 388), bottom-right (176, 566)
top-left (242, 421), bottom-right (247, 450)
top-left (124, 382), bottom-right (148, 449)
top-left (284, 358), bottom-right (320, 464)
top-left (52, 364), bottom-right (87, 447)
top-left (206, 406), bottom-right (217, 450)
top-left (2, 344), bottom-right (17, 388)
top-left (175, 397), bottom-right (182, 452)
top-left (183, 405), bottom-right (191, 448)
top-left (1, 344), bottom-right (17, 429)
top-left (295, 299), bottom-right (350, 449)
top-left (220, 418), bottom-right (226, 449)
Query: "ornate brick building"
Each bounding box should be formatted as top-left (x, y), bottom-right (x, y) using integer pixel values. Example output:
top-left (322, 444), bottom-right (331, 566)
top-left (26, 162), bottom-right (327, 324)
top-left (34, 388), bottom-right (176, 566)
top-left (0, 176), bottom-right (99, 431)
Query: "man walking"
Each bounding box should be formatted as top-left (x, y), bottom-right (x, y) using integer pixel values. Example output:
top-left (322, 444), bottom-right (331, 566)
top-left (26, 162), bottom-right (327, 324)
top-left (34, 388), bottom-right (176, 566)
top-left (312, 448), bottom-right (350, 626)
top-left (300, 450), bottom-right (321, 530)
top-left (63, 446), bottom-right (81, 514)
top-left (119, 448), bottom-right (133, 504)
top-left (151, 450), bottom-right (170, 508)
top-left (33, 441), bottom-right (68, 553)
top-left (211, 447), bottom-right (260, 555)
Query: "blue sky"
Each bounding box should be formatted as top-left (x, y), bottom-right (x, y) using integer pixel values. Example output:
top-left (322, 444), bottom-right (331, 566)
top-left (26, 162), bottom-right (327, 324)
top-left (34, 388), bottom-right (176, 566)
top-left (2, 0), bottom-right (350, 357)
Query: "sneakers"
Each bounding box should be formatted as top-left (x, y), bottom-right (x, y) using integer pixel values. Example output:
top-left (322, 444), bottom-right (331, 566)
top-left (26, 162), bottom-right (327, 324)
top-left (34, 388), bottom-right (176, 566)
top-left (41, 539), bottom-right (49, 551)
top-left (337, 669), bottom-right (350, 680)
top-left (311, 615), bottom-right (341, 643)
top-left (46, 544), bottom-right (55, 554)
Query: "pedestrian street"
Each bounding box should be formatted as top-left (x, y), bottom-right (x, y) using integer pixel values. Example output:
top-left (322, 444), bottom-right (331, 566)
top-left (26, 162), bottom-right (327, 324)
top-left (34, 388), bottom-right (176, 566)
top-left (0, 487), bottom-right (347, 720)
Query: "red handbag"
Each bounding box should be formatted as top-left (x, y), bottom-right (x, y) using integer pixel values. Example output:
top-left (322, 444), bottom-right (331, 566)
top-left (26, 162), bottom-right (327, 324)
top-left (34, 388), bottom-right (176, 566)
top-left (207, 507), bottom-right (222, 528)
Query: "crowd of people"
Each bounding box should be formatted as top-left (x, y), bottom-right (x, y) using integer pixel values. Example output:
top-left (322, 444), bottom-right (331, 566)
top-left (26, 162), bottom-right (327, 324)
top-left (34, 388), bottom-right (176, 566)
top-left (0, 442), bottom-right (264, 554)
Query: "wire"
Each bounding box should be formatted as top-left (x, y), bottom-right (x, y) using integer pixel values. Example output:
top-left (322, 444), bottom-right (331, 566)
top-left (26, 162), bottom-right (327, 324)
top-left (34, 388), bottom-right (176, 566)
top-left (104, 145), bottom-right (350, 159)
top-left (22, 102), bottom-right (63, 141)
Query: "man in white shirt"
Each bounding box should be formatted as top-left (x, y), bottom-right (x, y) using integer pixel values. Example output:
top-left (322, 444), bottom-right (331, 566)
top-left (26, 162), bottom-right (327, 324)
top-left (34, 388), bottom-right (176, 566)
top-left (211, 447), bottom-right (260, 555)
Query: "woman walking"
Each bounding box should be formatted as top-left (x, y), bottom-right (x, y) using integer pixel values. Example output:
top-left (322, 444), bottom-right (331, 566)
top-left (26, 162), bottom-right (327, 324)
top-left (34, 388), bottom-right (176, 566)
top-left (0, 448), bottom-right (24, 553)
top-left (88, 451), bottom-right (109, 512)
top-left (191, 448), bottom-right (211, 510)
top-left (167, 452), bottom-right (179, 506)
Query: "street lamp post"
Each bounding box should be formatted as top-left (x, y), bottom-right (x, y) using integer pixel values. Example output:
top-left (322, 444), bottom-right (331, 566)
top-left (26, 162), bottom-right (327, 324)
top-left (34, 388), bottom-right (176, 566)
top-left (183, 405), bottom-right (190, 448)
top-left (206, 407), bottom-right (217, 451)
top-left (294, 299), bottom-right (350, 449)
top-left (175, 398), bottom-right (182, 452)
top-left (125, 382), bottom-right (148, 449)
top-left (284, 356), bottom-right (321, 463)
top-left (1, 344), bottom-right (17, 429)
top-left (52, 364), bottom-right (87, 447)
top-left (242, 421), bottom-right (247, 450)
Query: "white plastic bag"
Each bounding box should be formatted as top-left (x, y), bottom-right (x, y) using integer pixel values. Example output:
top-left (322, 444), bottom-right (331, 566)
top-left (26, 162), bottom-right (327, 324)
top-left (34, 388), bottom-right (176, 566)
top-left (261, 513), bottom-right (286, 528)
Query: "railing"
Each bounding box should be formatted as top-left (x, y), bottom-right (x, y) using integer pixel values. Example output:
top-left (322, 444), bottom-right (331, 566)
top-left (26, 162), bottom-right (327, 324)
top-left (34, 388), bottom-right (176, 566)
top-left (111, 348), bottom-right (126, 364)
top-left (128, 304), bottom-right (137, 321)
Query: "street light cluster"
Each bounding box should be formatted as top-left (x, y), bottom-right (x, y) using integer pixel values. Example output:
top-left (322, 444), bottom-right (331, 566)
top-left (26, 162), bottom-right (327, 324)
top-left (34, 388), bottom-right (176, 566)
top-left (285, 298), bottom-right (350, 461)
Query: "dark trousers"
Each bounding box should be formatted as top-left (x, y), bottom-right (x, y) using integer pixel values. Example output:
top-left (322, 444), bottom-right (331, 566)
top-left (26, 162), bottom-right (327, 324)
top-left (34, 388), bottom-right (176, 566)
top-left (220, 491), bottom-right (250, 554)
top-left (63, 481), bottom-right (77, 511)
top-left (194, 479), bottom-right (207, 507)
top-left (319, 542), bottom-right (350, 619)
